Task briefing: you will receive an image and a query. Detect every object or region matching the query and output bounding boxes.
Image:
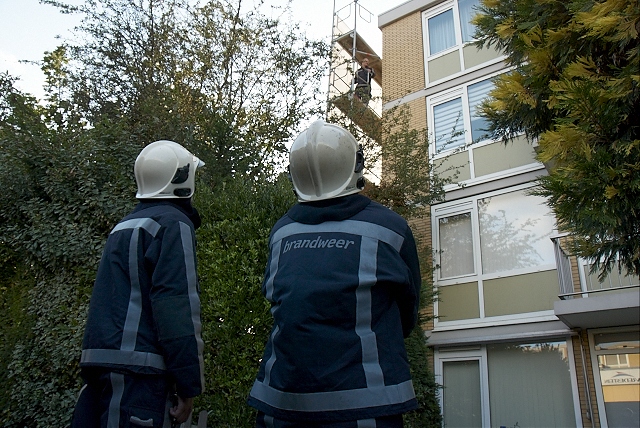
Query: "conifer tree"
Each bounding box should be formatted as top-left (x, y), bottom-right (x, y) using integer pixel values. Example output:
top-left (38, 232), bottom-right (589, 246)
top-left (474, 0), bottom-right (640, 277)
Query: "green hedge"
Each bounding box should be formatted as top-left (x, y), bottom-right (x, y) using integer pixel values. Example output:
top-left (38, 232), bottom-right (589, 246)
top-left (0, 175), bottom-right (441, 427)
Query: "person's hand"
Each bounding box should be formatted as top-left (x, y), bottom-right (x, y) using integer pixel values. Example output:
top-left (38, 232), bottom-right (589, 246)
top-left (169, 395), bottom-right (193, 424)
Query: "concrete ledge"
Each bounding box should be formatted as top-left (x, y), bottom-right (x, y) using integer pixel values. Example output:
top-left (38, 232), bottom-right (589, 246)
top-left (379, 0), bottom-right (442, 28)
top-left (554, 290), bottom-right (640, 329)
top-left (424, 320), bottom-right (574, 347)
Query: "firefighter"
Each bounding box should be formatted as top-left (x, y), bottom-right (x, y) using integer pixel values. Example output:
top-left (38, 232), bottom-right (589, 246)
top-left (248, 121), bottom-right (420, 427)
top-left (71, 140), bottom-right (205, 428)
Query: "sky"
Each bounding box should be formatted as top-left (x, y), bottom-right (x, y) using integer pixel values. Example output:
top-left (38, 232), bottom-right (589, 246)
top-left (0, 0), bottom-right (400, 100)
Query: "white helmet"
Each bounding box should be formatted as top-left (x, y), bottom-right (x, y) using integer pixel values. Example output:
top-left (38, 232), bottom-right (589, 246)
top-left (134, 140), bottom-right (205, 199)
top-left (289, 120), bottom-right (365, 202)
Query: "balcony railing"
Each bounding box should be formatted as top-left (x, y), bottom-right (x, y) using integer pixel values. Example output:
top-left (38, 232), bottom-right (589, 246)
top-left (551, 235), bottom-right (640, 300)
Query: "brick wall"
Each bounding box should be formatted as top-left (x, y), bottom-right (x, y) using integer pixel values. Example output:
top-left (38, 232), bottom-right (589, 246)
top-left (381, 11), bottom-right (425, 102)
top-left (381, 9), bottom-right (433, 331)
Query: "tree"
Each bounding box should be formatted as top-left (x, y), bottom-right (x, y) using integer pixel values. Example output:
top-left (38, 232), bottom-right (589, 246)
top-left (0, 72), bottom-right (141, 426)
top-left (473, 0), bottom-right (640, 278)
top-left (43, 0), bottom-right (328, 182)
top-left (0, 1), bottom-right (329, 425)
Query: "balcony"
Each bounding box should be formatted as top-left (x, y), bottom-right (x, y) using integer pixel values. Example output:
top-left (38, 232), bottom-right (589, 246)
top-left (552, 235), bottom-right (640, 329)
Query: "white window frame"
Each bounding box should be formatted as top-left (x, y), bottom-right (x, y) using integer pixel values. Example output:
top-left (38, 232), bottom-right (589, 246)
top-left (435, 347), bottom-right (491, 428)
top-left (432, 183), bottom-right (559, 328)
top-left (427, 73), bottom-right (498, 159)
top-left (423, 0), bottom-right (474, 59)
top-left (435, 340), bottom-right (582, 428)
top-left (422, 0), bottom-right (496, 85)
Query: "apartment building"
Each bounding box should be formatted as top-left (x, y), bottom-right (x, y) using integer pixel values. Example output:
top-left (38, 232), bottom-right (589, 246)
top-left (370, 1), bottom-right (640, 427)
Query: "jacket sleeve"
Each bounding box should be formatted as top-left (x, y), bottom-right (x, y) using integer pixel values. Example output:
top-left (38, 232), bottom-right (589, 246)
top-left (397, 224), bottom-right (422, 338)
top-left (150, 220), bottom-right (205, 398)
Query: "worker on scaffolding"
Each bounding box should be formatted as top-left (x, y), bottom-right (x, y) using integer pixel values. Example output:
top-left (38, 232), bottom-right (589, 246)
top-left (353, 57), bottom-right (375, 105)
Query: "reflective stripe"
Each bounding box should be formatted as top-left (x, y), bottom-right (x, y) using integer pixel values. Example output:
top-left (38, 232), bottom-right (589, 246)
top-left (112, 216), bottom-right (161, 352)
top-left (75, 383), bottom-right (88, 405)
top-left (272, 220), bottom-right (404, 252)
top-left (263, 325), bottom-right (279, 385)
top-left (263, 239), bottom-right (282, 385)
top-left (265, 239), bottom-right (282, 301)
top-left (108, 373), bottom-right (124, 428)
top-left (111, 217), bottom-right (161, 236)
top-left (121, 228), bottom-right (142, 351)
top-left (81, 349), bottom-right (166, 370)
top-left (249, 379), bottom-right (415, 412)
top-left (179, 221), bottom-right (205, 392)
top-left (356, 237), bottom-right (384, 387)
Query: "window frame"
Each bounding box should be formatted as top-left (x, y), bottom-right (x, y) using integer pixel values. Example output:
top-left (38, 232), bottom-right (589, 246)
top-left (427, 74), bottom-right (497, 158)
top-left (589, 327), bottom-right (640, 428)
top-left (434, 340), bottom-right (582, 427)
top-left (433, 183), bottom-right (558, 282)
top-left (432, 183), bottom-right (559, 327)
top-left (435, 348), bottom-right (491, 428)
top-left (423, 0), bottom-right (477, 59)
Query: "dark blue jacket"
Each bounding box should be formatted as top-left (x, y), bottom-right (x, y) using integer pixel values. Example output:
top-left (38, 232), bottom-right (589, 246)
top-left (248, 194), bottom-right (420, 422)
top-left (80, 200), bottom-right (204, 398)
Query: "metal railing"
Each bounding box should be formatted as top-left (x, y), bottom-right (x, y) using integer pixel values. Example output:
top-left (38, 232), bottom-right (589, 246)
top-left (551, 235), bottom-right (575, 298)
top-left (551, 235), bottom-right (640, 300)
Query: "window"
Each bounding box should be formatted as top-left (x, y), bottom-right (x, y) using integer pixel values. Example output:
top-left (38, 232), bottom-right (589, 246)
top-left (433, 97), bottom-right (465, 152)
top-left (434, 186), bottom-right (559, 322)
top-left (424, 0), bottom-right (480, 57)
top-left (458, 0), bottom-right (479, 43)
top-left (599, 353), bottom-right (630, 369)
top-left (478, 190), bottom-right (556, 274)
top-left (442, 359), bottom-right (482, 427)
top-left (591, 329), bottom-right (640, 428)
top-left (437, 341), bottom-right (578, 428)
top-left (430, 76), bottom-right (494, 154)
top-left (436, 187), bottom-right (555, 281)
top-left (428, 9), bottom-right (456, 55)
top-left (486, 342), bottom-right (577, 427)
top-left (468, 79), bottom-right (492, 142)
top-left (438, 212), bottom-right (474, 277)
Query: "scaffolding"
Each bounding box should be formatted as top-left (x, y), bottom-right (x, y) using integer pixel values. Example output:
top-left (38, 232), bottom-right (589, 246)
top-left (326, 0), bottom-right (382, 141)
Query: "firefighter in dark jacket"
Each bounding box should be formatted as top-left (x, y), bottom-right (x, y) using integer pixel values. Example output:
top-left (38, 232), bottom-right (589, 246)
top-left (71, 140), bottom-right (205, 428)
top-left (248, 121), bottom-right (420, 428)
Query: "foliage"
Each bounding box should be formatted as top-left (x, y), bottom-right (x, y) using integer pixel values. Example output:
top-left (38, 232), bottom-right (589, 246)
top-left (0, 74), bottom-right (138, 426)
top-left (193, 176), bottom-right (295, 426)
top-left (42, 0), bottom-right (328, 183)
top-left (1, 0), bottom-right (327, 424)
top-left (328, 100), bottom-right (451, 219)
top-left (2, 273), bottom-right (90, 427)
top-left (403, 326), bottom-right (443, 428)
top-left (473, 0), bottom-right (640, 278)
top-left (0, 1), bottom-right (445, 426)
